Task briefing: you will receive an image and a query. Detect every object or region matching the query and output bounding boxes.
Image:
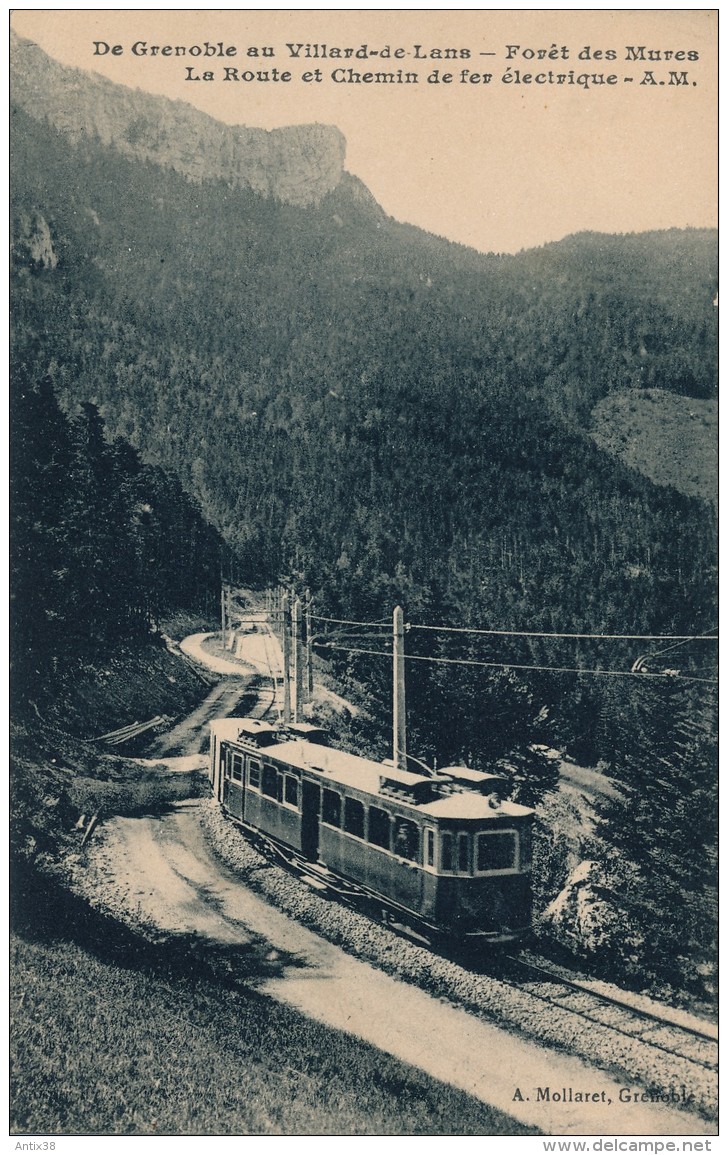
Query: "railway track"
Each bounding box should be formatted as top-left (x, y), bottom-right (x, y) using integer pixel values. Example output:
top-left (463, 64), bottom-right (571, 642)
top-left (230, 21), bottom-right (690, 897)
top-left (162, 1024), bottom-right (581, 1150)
top-left (246, 674), bottom-right (278, 722)
top-left (228, 621), bottom-right (281, 723)
top-left (223, 803), bottom-right (717, 1080)
top-left (260, 842), bottom-right (717, 1076)
top-left (487, 951), bottom-right (718, 1075)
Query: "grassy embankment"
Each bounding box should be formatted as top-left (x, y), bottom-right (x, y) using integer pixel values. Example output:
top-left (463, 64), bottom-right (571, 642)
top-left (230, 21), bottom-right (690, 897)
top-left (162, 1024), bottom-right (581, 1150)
top-left (11, 873), bottom-right (535, 1135)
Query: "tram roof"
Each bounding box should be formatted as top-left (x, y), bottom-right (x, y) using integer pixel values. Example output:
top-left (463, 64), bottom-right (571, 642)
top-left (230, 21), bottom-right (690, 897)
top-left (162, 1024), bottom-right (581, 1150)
top-left (270, 739), bottom-right (429, 791)
top-left (210, 718), bottom-right (255, 741)
top-left (418, 794), bottom-right (533, 820)
top-left (258, 738), bottom-right (533, 821)
top-left (440, 765), bottom-right (502, 785)
top-left (213, 719), bottom-right (534, 820)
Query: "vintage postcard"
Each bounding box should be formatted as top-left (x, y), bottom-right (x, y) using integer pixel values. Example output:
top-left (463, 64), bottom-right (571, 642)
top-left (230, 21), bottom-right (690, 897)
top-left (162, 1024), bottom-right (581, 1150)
top-left (10, 8), bottom-right (717, 1146)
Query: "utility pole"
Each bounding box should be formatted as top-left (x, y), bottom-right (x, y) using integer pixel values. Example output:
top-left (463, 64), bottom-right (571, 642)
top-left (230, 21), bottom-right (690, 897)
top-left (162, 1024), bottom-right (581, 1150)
top-left (292, 596), bottom-right (303, 722)
top-left (304, 588), bottom-right (313, 703)
top-left (271, 587), bottom-right (279, 639)
top-left (221, 583), bottom-right (227, 649)
top-left (282, 591), bottom-right (292, 724)
top-left (393, 605), bottom-right (407, 771)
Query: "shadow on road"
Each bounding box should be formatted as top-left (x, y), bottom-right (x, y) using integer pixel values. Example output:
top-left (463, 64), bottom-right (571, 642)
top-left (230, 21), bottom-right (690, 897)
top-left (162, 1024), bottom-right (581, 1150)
top-left (11, 858), bottom-right (301, 991)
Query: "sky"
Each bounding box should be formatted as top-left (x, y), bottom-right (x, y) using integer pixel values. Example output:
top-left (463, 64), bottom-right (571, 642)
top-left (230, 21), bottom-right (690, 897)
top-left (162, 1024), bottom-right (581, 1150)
top-left (11, 8), bottom-right (717, 255)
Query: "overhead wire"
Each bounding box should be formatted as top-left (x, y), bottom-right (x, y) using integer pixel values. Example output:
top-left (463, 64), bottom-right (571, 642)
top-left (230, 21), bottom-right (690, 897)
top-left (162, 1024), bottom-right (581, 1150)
top-left (638, 625), bottom-right (719, 665)
top-left (308, 631), bottom-right (379, 643)
top-left (407, 623), bottom-right (718, 642)
top-left (305, 601), bottom-right (717, 683)
top-left (309, 605), bottom-right (717, 643)
top-left (314, 641), bottom-right (718, 685)
top-left (311, 614), bottom-right (392, 628)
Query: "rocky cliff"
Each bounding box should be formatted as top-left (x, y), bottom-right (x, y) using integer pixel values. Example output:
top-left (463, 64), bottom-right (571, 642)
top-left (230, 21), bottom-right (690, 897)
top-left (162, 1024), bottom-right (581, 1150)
top-left (10, 31), bottom-right (347, 207)
top-left (11, 210), bottom-right (58, 272)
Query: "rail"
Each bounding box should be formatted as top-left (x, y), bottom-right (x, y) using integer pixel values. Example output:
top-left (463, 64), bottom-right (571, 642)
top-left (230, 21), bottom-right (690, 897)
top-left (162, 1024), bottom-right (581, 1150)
top-left (500, 952), bottom-right (718, 1072)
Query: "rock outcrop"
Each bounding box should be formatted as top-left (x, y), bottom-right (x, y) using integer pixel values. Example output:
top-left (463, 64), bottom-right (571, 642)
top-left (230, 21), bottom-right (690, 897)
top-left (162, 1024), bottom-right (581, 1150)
top-left (11, 210), bottom-right (58, 271)
top-left (10, 30), bottom-right (346, 207)
top-left (537, 859), bottom-right (644, 966)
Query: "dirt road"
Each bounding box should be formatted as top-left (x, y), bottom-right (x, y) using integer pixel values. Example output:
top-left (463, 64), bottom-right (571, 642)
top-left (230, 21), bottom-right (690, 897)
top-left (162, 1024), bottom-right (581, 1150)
top-left (81, 800), bottom-right (710, 1137)
top-left (145, 676), bottom-right (273, 759)
top-left (146, 679), bottom-right (246, 758)
top-left (180, 625), bottom-right (282, 680)
top-left (146, 623), bottom-right (280, 759)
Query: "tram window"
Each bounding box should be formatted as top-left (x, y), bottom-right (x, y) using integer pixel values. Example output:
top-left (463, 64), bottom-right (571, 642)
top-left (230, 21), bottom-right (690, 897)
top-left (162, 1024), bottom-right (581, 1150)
top-left (248, 759), bottom-right (261, 790)
top-left (440, 832), bottom-right (454, 872)
top-left (476, 831), bottom-right (517, 872)
top-left (261, 765), bottom-right (278, 799)
top-left (368, 806), bottom-right (391, 850)
top-left (231, 755), bottom-right (243, 783)
top-left (322, 789), bottom-right (341, 827)
top-left (344, 797), bottom-right (365, 839)
top-left (457, 832), bottom-right (470, 874)
top-left (284, 775), bottom-right (299, 808)
top-left (425, 829), bottom-right (435, 868)
top-left (393, 818), bottom-right (419, 862)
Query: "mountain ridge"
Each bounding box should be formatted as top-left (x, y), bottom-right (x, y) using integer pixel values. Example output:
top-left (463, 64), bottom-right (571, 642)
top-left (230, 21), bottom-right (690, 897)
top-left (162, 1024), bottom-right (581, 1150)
top-left (10, 29), bottom-right (347, 207)
top-left (10, 41), bottom-right (717, 614)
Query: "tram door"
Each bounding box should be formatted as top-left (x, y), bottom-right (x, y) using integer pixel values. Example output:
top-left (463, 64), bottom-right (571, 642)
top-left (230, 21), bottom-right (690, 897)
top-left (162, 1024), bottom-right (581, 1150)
top-left (301, 780), bottom-right (321, 861)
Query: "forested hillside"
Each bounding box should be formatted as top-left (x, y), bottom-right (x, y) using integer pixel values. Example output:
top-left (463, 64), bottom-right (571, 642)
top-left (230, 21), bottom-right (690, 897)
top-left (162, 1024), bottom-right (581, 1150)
top-left (11, 65), bottom-right (717, 999)
top-left (12, 99), bottom-right (718, 741)
top-left (10, 367), bottom-right (224, 715)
